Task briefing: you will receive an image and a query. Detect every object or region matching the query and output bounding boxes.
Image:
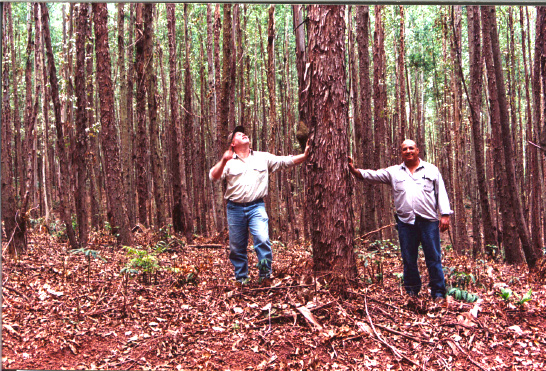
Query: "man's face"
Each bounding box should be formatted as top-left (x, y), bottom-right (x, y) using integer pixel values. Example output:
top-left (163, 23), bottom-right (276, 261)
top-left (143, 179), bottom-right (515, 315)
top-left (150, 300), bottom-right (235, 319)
top-left (400, 141), bottom-right (419, 163)
top-left (231, 131), bottom-right (249, 148)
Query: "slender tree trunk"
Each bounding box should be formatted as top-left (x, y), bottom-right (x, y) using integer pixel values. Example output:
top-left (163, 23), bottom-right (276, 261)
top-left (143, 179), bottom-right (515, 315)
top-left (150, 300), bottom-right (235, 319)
top-left (92, 3), bottom-right (133, 245)
top-left (167, 4), bottom-right (193, 241)
top-left (134, 4), bottom-right (148, 227)
top-left (34, 3), bottom-right (51, 226)
top-left (398, 6), bottom-right (407, 141)
top-left (125, 3), bottom-right (136, 226)
top-left (466, 6), bottom-right (496, 250)
top-left (532, 7), bottom-right (546, 255)
top-left (143, 4), bottom-right (165, 228)
top-left (356, 5), bottom-right (376, 235)
top-left (74, 3), bottom-right (89, 248)
top-left (218, 4), bottom-right (232, 147)
top-left (373, 5), bottom-right (389, 237)
top-left (2, 13), bottom-right (22, 257)
top-left (483, 6), bottom-right (534, 267)
top-left (182, 3), bottom-right (195, 239)
top-left (450, 6), bottom-right (471, 254)
top-left (84, 6), bottom-right (100, 230)
top-left (118, 3), bottom-right (134, 229)
top-left (292, 4), bottom-right (310, 240)
top-left (308, 5), bottom-right (357, 286)
top-left (265, 5), bottom-right (280, 238)
top-left (6, 4), bottom-right (22, 209)
top-left (41, 3), bottom-right (78, 249)
top-left (207, 4), bottom-right (225, 232)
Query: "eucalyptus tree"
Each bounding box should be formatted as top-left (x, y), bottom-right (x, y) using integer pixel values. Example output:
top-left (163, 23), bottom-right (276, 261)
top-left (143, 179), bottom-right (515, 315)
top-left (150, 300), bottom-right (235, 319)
top-left (307, 4), bottom-right (357, 286)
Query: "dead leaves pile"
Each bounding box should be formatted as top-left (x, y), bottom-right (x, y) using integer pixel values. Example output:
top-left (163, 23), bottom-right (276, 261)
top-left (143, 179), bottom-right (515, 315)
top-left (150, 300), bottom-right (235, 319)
top-left (2, 230), bottom-right (546, 370)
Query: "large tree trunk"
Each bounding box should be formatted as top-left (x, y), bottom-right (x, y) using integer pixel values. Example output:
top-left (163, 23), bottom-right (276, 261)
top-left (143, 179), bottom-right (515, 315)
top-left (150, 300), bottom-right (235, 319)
top-left (143, 4), bottom-right (165, 228)
top-left (74, 3), bottom-right (90, 248)
top-left (92, 3), bottom-right (133, 246)
top-left (41, 3), bottom-right (78, 249)
top-left (483, 6), bottom-right (536, 268)
top-left (307, 5), bottom-right (357, 287)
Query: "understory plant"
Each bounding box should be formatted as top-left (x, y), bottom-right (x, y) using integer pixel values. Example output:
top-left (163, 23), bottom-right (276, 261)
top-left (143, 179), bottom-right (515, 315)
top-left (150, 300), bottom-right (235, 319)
top-left (123, 246), bottom-right (160, 284)
top-left (69, 247), bottom-right (107, 285)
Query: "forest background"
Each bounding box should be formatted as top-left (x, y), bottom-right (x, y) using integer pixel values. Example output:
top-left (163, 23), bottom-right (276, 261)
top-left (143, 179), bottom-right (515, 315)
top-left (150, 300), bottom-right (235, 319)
top-left (2, 3), bottom-right (545, 267)
top-left (2, 3), bottom-right (546, 370)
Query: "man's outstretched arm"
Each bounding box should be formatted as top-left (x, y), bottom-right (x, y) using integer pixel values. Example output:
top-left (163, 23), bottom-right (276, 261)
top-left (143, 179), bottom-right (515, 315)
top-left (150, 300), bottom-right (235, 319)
top-left (209, 149), bottom-right (234, 181)
top-left (348, 157), bottom-right (364, 179)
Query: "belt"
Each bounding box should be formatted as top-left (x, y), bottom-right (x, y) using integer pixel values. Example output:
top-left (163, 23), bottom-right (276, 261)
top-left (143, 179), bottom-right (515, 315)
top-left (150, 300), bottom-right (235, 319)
top-left (227, 198), bottom-right (264, 207)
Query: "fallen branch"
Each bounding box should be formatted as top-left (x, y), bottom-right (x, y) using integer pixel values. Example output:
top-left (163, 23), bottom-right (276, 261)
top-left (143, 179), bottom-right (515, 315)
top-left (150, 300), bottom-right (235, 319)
top-left (373, 323), bottom-right (432, 344)
top-left (2, 284), bottom-right (31, 302)
top-left (357, 223), bottom-right (396, 241)
top-left (439, 338), bottom-right (488, 371)
top-left (247, 284), bottom-right (313, 292)
top-left (364, 292), bottom-right (424, 369)
top-left (253, 301), bottom-right (333, 325)
top-left (188, 244), bottom-right (224, 249)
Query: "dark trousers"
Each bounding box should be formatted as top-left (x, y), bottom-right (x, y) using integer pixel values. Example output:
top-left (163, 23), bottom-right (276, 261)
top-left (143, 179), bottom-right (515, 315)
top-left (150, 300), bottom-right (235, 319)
top-left (396, 215), bottom-right (446, 298)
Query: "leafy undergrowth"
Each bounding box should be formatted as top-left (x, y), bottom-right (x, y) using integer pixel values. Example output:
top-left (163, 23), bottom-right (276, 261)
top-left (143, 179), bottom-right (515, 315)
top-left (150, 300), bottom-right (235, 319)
top-left (2, 228), bottom-right (545, 370)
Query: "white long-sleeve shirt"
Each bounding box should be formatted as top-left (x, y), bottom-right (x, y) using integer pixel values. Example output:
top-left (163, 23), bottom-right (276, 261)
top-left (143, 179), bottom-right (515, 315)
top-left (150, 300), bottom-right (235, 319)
top-left (209, 150), bottom-right (295, 203)
top-left (358, 159), bottom-right (452, 224)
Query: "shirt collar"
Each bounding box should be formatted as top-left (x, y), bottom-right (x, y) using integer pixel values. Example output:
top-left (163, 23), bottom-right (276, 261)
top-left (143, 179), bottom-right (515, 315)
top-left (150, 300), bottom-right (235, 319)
top-left (400, 158), bottom-right (425, 171)
top-left (233, 149), bottom-right (254, 159)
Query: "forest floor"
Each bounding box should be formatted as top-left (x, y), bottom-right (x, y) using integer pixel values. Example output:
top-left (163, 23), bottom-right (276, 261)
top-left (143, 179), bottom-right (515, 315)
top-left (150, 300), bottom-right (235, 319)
top-left (2, 226), bottom-right (546, 370)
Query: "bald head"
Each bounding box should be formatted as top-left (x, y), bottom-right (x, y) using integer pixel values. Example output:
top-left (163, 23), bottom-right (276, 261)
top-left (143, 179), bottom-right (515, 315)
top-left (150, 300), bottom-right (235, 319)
top-left (400, 139), bottom-right (418, 150)
top-left (400, 139), bottom-right (420, 167)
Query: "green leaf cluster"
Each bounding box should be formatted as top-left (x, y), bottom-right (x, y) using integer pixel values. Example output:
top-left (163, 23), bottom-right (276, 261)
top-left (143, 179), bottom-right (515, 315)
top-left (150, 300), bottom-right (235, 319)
top-left (447, 287), bottom-right (478, 303)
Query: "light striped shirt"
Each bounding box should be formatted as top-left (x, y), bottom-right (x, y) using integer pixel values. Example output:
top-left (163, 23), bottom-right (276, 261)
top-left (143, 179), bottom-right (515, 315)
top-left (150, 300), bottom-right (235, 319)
top-left (358, 159), bottom-right (452, 224)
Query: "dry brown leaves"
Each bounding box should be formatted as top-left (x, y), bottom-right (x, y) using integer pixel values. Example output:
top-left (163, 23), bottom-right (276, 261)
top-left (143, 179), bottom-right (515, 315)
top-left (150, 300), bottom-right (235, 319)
top-left (2, 229), bottom-right (545, 370)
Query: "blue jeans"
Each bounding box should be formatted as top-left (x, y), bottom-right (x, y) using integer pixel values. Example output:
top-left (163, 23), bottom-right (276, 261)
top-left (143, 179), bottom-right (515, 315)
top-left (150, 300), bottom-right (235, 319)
top-left (226, 199), bottom-right (272, 280)
top-left (396, 215), bottom-right (446, 298)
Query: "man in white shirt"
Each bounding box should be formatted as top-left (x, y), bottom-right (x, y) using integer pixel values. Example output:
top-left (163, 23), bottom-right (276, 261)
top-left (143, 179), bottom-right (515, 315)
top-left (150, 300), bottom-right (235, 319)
top-left (348, 139), bottom-right (452, 300)
top-left (210, 126), bottom-right (309, 284)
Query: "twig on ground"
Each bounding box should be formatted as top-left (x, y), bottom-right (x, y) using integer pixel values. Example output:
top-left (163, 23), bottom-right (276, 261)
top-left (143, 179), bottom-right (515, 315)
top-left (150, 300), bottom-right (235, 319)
top-left (188, 244), bottom-right (224, 249)
top-left (356, 224), bottom-right (396, 241)
top-left (247, 283), bottom-right (313, 292)
top-left (364, 292), bottom-right (424, 370)
top-left (2, 285), bottom-right (31, 302)
top-left (439, 338), bottom-right (488, 371)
